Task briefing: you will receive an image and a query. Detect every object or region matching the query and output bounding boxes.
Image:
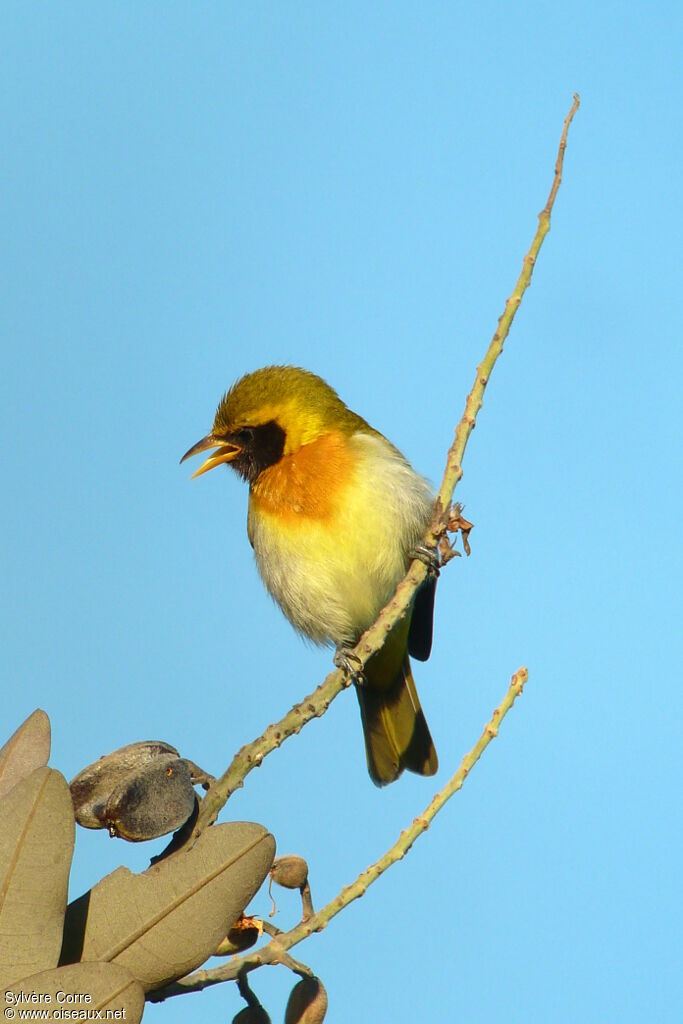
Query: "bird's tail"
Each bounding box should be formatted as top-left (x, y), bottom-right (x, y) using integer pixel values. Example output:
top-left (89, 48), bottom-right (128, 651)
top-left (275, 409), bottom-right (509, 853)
top-left (355, 623), bottom-right (438, 786)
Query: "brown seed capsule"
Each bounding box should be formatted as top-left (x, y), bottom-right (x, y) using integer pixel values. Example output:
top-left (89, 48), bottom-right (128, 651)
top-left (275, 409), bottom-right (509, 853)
top-left (101, 754), bottom-right (197, 842)
top-left (70, 740), bottom-right (180, 829)
top-left (232, 1006), bottom-right (272, 1024)
top-left (270, 855), bottom-right (309, 890)
top-left (284, 977), bottom-right (328, 1024)
top-left (214, 916), bottom-right (262, 955)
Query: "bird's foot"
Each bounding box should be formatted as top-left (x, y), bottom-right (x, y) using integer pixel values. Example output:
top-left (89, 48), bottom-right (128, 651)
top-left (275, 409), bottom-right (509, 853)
top-left (334, 646), bottom-right (367, 686)
top-left (409, 544), bottom-right (441, 578)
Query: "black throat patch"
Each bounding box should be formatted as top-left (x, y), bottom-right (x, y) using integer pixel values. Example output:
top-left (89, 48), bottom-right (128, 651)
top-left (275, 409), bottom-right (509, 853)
top-left (225, 420), bottom-right (286, 482)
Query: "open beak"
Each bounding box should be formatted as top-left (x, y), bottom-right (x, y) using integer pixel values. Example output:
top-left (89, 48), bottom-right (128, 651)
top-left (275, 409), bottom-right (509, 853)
top-left (180, 434), bottom-right (241, 479)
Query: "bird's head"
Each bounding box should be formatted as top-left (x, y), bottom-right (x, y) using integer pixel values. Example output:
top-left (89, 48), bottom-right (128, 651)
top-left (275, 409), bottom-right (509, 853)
top-left (181, 365), bottom-right (364, 482)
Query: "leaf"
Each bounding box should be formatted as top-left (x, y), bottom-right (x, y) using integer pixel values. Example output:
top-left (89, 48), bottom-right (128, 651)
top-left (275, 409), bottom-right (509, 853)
top-left (0, 710), bottom-right (51, 800)
top-left (0, 768), bottom-right (75, 988)
top-left (1, 962), bottom-right (144, 1023)
top-left (61, 822), bottom-right (275, 991)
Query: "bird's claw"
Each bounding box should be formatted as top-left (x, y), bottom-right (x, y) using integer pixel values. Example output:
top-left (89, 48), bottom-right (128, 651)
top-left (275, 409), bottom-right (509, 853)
top-left (334, 647), bottom-right (367, 686)
top-left (409, 544), bottom-right (441, 577)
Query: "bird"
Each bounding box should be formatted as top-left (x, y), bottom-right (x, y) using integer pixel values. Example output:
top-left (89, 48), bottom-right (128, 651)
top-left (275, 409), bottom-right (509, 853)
top-left (181, 365), bottom-right (438, 785)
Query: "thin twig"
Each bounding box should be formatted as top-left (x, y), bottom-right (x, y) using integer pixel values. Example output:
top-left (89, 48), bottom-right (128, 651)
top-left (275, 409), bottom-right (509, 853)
top-left (192, 93), bottom-right (579, 838)
top-left (429, 92), bottom-right (581, 525)
top-left (148, 667), bottom-right (528, 1002)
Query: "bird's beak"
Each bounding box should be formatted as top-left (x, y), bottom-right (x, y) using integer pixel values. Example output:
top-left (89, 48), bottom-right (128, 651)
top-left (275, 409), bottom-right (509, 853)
top-left (180, 434), bottom-right (241, 479)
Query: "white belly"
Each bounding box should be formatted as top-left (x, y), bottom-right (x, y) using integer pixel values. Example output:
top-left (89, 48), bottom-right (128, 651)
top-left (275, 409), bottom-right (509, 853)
top-left (247, 432), bottom-right (433, 646)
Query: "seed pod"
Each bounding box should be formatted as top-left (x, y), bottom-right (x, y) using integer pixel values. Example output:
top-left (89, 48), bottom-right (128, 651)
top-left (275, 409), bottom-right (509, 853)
top-left (285, 977), bottom-right (328, 1024)
top-left (232, 1005), bottom-right (272, 1023)
top-left (102, 755), bottom-right (197, 841)
top-left (70, 740), bottom-right (180, 829)
top-left (270, 855), bottom-right (309, 890)
top-left (214, 916), bottom-right (261, 955)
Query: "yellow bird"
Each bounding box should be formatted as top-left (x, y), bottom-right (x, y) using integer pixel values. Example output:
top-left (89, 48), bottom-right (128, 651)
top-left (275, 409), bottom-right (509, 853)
top-left (181, 366), bottom-right (438, 785)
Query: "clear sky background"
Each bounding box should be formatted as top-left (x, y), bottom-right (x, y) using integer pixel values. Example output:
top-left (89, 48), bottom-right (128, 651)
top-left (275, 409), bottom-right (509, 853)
top-left (2, 3), bottom-right (680, 1022)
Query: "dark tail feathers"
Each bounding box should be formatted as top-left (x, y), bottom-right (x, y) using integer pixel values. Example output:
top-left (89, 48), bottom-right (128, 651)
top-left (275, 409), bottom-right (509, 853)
top-left (356, 652), bottom-right (438, 786)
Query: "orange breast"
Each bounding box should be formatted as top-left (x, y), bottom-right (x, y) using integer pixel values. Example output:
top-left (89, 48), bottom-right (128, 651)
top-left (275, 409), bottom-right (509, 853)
top-left (250, 430), bottom-right (353, 522)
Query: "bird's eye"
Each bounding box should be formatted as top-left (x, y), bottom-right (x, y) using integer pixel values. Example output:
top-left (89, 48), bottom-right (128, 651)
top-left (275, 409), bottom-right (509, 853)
top-left (234, 427), bottom-right (255, 445)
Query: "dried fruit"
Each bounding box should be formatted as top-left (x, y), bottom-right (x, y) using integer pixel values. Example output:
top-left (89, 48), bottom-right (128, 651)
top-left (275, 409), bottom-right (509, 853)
top-left (232, 1005), bottom-right (272, 1023)
top-left (101, 754), bottom-right (197, 841)
top-left (70, 741), bottom-right (179, 829)
top-left (215, 916), bottom-right (262, 955)
top-left (270, 855), bottom-right (309, 890)
top-left (285, 976), bottom-right (328, 1023)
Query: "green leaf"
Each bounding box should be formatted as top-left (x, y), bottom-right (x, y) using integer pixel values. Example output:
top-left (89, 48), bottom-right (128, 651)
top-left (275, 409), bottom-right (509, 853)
top-left (0, 768), bottom-right (75, 988)
top-left (61, 822), bottom-right (275, 991)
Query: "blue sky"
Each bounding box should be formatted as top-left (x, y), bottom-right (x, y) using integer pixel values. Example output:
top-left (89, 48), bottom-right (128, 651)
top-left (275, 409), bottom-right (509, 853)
top-left (2, 3), bottom-right (680, 1022)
